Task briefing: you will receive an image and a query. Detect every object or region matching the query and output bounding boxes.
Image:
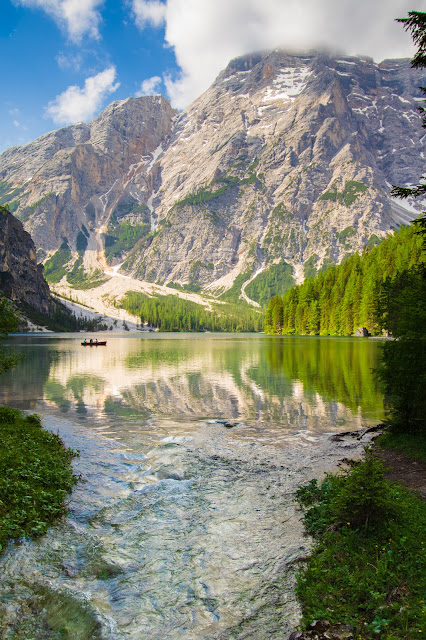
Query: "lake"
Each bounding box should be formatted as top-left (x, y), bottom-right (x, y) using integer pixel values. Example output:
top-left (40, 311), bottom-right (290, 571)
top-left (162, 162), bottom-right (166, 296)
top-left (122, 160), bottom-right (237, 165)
top-left (0, 334), bottom-right (385, 639)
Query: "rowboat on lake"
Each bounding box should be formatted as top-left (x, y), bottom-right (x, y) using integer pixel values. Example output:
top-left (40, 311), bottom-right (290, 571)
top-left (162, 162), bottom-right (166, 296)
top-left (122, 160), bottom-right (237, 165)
top-left (81, 341), bottom-right (107, 346)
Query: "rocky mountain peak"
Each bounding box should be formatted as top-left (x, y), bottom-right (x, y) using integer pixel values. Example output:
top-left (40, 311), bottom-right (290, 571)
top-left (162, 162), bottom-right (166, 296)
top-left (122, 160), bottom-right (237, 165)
top-left (0, 50), bottom-right (424, 306)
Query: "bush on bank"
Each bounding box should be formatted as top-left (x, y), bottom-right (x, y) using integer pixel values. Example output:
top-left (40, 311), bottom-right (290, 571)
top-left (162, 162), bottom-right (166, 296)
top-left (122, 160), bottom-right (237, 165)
top-left (296, 450), bottom-right (426, 639)
top-left (0, 407), bottom-right (79, 553)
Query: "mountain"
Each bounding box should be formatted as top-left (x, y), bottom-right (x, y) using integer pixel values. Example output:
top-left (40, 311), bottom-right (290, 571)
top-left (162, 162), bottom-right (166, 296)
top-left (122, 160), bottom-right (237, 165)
top-left (0, 51), bottom-right (424, 305)
top-left (0, 205), bottom-right (55, 315)
top-left (0, 95), bottom-right (176, 257)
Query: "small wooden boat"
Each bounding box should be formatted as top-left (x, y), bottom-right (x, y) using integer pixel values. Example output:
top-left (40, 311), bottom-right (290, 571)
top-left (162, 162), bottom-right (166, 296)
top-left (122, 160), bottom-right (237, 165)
top-left (81, 341), bottom-right (107, 346)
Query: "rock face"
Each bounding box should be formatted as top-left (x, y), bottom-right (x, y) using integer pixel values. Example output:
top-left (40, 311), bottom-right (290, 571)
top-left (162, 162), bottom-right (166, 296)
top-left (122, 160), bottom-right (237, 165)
top-left (0, 52), bottom-right (424, 301)
top-left (0, 96), bottom-right (176, 255)
top-left (0, 206), bottom-right (55, 314)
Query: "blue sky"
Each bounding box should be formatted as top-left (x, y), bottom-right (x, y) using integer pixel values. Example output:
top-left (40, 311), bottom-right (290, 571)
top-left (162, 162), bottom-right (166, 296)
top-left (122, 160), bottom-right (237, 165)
top-left (0, 0), bottom-right (418, 153)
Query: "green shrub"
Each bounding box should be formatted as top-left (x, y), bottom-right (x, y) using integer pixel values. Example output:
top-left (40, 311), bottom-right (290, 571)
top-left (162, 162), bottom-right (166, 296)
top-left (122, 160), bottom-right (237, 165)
top-left (297, 449), bottom-right (397, 533)
top-left (319, 180), bottom-right (367, 206)
top-left (245, 261), bottom-right (295, 307)
top-left (331, 450), bottom-right (397, 530)
top-left (43, 242), bottom-right (72, 283)
top-left (76, 230), bottom-right (88, 252)
top-left (105, 221), bottom-right (150, 261)
top-left (296, 452), bottom-right (426, 638)
top-left (0, 408), bottom-right (79, 552)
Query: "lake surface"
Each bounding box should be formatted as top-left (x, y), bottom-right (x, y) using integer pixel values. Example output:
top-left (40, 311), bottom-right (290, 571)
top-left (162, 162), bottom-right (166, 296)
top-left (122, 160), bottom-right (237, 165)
top-left (0, 334), bottom-right (385, 639)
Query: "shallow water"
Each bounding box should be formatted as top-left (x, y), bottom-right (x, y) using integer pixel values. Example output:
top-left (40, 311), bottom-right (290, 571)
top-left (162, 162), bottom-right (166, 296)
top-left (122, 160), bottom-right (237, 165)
top-left (0, 334), bottom-right (384, 639)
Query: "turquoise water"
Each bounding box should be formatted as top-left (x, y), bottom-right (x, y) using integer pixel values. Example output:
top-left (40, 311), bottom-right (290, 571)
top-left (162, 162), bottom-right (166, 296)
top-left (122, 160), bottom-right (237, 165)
top-left (1, 333), bottom-right (384, 436)
top-left (0, 334), bottom-right (384, 639)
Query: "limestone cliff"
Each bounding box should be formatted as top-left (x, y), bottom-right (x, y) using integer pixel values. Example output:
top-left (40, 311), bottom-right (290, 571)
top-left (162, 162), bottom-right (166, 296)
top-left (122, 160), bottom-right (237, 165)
top-left (0, 205), bottom-right (55, 315)
top-left (0, 96), bottom-right (176, 255)
top-left (0, 51), bottom-right (424, 302)
top-left (124, 52), bottom-right (425, 294)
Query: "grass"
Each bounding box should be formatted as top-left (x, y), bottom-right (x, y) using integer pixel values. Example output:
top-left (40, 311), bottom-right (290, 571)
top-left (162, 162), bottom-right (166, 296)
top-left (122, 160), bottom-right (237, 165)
top-left (295, 450), bottom-right (426, 639)
top-left (66, 257), bottom-right (109, 290)
top-left (319, 180), bottom-right (367, 207)
top-left (0, 407), bottom-right (79, 553)
top-left (43, 243), bottom-right (72, 283)
top-left (375, 430), bottom-right (426, 462)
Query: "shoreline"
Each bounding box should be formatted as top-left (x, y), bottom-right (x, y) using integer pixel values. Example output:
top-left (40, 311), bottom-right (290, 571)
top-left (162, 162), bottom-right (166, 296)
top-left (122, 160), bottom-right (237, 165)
top-left (0, 408), bottom-right (381, 639)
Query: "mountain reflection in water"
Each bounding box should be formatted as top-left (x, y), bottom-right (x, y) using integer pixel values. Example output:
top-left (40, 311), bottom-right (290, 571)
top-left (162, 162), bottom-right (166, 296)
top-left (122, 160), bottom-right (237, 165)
top-left (0, 334), bottom-right (384, 640)
top-left (2, 333), bottom-right (384, 438)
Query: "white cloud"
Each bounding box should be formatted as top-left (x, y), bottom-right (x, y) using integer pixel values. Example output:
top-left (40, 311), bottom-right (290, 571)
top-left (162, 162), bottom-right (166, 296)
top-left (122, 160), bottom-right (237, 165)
top-left (46, 67), bottom-right (120, 124)
top-left (56, 52), bottom-right (83, 71)
top-left (136, 75), bottom-right (162, 96)
top-left (131, 0), bottom-right (166, 29)
top-left (13, 120), bottom-right (20, 128)
top-left (12, 0), bottom-right (104, 42)
top-left (132, 0), bottom-right (416, 110)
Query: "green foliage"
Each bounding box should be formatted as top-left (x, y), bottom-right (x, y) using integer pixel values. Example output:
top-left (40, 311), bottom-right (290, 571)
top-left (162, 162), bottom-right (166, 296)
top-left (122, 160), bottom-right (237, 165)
top-left (377, 337), bottom-right (425, 434)
top-left (175, 178), bottom-right (239, 208)
top-left (0, 294), bottom-right (21, 374)
top-left (105, 221), bottom-right (150, 262)
top-left (304, 254), bottom-right (319, 280)
top-left (245, 261), bottom-right (295, 307)
top-left (394, 12), bottom-right (426, 136)
top-left (175, 170), bottom-right (261, 210)
top-left (76, 230), bottom-right (88, 252)
top-left (18, 300), bottom-right (108, 332)
top-left (376, 430), bottom-right (426, 462)
top-left (366, 234), bottom-right (381, 249)
top-left (111, 196), bottom-right (150, 221)
top-left (6, 200), bottom-right (20, 213)
top-left (119, 291), bottom-right (263, 332)
top-left (265, 224), bottom-right (423, 335)
top-left (337, 226), bottom-right (356, 243)
top-left (0, 408), bottom-right (79, 552)
top-left (261, 335), bottom-right (384, 417)
top-left (319, 180), bottom-right (367, 206)
top-left (19, 193), bottom-right (53, 222)
top-left (66, 258), bottom-right (109, 290)
top-left (374, 218), bottom-right (425, 433)
top-left (295, 21), bottom-right (426, 637)
top-left (43, 241), bottom-right (72, 283)
top-left (0, 180), bottom-right (24, 206)
top-left (376, 263), bottom-right (426, 339)
top-left (333, 450), bottom-right (398, 530)
top-left (319, 187), bottom-right (339, 202)
top-left (167, 281), bottom-right (202, 293)
top-left (296, 455), bottom-right (426, 638)
top-left (219, 271), bottom-right (252, 303)
top-left (381, 11), bottom-right (426, 437)
top-left (43, 228), bottom-right (107, 290)
top-left (0, 293), bottom-right (20, 337)
top-left (248, 158), bottom-right (260, 172)
top-left (397, 11), bottom-right (426, 70)
top-left (342, 180), bottom-right (368, 205)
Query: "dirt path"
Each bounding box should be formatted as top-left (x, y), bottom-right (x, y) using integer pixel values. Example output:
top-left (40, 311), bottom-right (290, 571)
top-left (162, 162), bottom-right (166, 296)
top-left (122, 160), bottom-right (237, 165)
top-left (374, 445), bottom-right (426, 500)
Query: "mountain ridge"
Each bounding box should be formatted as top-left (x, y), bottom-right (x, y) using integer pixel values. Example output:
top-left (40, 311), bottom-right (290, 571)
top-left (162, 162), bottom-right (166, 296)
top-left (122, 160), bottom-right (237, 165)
top-left (0, 50), bottom-right (424, 306)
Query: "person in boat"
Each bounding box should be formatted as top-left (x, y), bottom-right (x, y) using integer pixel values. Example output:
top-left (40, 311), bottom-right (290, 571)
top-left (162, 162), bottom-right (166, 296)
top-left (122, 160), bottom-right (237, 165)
top-left (83, 338), bottom-right (87, 344)
top-left (90, 338), bottom-right (93, 344)
top-left (95, 338), bottom-right (98, 344)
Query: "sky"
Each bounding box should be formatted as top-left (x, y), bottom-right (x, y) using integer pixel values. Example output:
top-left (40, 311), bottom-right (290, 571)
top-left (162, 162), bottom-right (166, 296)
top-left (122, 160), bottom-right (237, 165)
top-left (0, 0), bottom-right (422, 153)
